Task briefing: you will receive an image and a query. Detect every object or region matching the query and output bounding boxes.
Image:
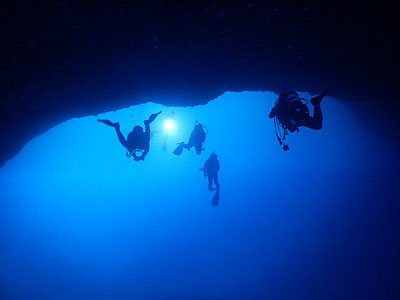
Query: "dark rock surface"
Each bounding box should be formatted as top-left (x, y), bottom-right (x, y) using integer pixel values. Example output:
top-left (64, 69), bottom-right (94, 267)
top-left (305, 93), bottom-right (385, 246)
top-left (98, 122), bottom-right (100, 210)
top-left (1, 1), bottom-right (399, 167)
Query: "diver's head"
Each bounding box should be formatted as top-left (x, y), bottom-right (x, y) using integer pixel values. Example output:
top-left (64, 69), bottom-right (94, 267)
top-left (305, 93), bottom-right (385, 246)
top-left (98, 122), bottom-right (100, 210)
top-left (210, 152), bottom-right (217, 159)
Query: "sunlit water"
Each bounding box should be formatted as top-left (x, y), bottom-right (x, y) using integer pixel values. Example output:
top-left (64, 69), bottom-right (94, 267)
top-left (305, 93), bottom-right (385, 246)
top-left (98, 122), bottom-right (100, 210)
top-left (1, 91), bottom-right (399, 299)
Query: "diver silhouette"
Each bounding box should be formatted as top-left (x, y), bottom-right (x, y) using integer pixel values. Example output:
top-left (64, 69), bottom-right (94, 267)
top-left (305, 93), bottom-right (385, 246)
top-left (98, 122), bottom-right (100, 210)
top-left (202, 152), bottom-right (220, 191)
top-left (269, 88), bottom-right (331, 151)
top-left (173, 121), bottom-right (207, 155)
top-left (97, 111), bottom-right (161, 161)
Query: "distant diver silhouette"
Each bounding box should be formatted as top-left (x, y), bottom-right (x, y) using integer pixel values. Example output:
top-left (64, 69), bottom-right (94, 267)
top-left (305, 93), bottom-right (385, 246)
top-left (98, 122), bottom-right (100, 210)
top-left (269, 88), bottom-right (331, 151)
top-left (97, 111), bottom-right (161, 161)
top-left (173, 121), bottom-right (207, 155)
top-left (201, 152), bottom-right (220, 191)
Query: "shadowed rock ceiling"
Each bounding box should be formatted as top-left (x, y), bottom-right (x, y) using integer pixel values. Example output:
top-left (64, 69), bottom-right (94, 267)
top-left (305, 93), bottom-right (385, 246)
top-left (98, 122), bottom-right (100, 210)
top-left (1, 1), bottom-right (399, 166)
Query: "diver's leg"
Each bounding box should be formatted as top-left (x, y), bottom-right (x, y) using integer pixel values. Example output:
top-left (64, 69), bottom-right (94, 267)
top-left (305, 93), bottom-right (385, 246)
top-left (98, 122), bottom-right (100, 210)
top-left (208, 176), bottom-right (213, 190)
top-left (182, 142), bottom-right (192, 150)
top-left (214, 174), bottom-right (220, 189)
top-left (144, 122), bottom-right (151, 142)
top-left (308, 104), bottom-right (322, 130)
top-left (97, 119), bottom-right (119, 127)
top-left (306, 89), bottom-right (330, 130)
top-left (144, 111), bottom-right (162, 126)
top-left (184, 131), bottom-right (196, 150)
top-left (115, 126), bottom-right (128, 148)
top-left (98, 119), bottom-right (128, 148)
top-left (310, 88), bottom-right (331, 106)
top-left (139, 140), bottom-right (150, 161)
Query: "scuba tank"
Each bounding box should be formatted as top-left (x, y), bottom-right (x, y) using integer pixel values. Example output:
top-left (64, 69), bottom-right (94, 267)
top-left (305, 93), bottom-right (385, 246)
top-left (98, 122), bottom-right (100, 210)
top-left (193, 122), bottom-right (207, 143)
top-left (190, 121), bottom-right (208, 150)
top-left (271, 91), bottom-right (307, 151)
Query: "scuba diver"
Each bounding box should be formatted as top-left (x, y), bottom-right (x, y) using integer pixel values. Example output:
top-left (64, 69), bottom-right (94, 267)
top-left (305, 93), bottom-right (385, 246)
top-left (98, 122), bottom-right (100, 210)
top-left (202, 152), bottom-right (220, 191)
top-left (97, 111), bottom-right (161, 161)
top-left (269, 88), bottom-right (331, 151)
top-left (173, 121), bottom-right (207, 155)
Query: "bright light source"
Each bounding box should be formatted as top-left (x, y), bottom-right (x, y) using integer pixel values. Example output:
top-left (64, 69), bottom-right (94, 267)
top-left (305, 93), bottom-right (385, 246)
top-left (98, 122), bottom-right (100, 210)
top-left (164, 119), bottom-right (175, 132)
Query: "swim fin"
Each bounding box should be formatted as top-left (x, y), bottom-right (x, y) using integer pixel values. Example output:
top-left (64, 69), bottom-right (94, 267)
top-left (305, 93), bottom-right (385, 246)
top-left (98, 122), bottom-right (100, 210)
top-left (97, 119), bottom-right (119, 128)
top-left (147, 111), bottom-right (162, 124)
top-left (173, 143), bottom-right (184, 155)
top-left (310, 88), bottom-right (332, 106)
top-left (320, 87), bottom-right (332, 97)
top-left (211, 188), bottom-right (220, 206)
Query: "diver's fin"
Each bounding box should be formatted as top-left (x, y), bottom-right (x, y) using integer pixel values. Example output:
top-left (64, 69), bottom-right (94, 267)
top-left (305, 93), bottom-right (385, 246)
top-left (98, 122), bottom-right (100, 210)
top-left (320, 87), bottom-right (332, 97)
top-left (173, 143), bottom-right (184, 156)
top-left (147, 111), bottom-right (162, 124)
top-left (211, 188), bottom-right (220, 206)
top-left (97, 119), bottom-right (119, 128)
top-left (310, 87), bottom-right (332, 106)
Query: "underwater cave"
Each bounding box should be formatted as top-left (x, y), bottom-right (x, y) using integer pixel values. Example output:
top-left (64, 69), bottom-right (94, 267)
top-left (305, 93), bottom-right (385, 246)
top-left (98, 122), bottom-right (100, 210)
top-left (1, 1), bottom-right (399, 300)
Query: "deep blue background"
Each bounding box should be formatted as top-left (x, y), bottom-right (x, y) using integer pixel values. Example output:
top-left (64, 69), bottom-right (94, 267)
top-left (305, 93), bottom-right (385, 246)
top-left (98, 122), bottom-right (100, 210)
top-left (1, 91), bottom-right (399, 299)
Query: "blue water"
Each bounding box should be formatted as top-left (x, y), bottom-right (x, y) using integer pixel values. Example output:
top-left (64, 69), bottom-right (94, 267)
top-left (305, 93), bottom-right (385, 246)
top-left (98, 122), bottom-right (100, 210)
top-left (1, 91), bottom-right (399, 299)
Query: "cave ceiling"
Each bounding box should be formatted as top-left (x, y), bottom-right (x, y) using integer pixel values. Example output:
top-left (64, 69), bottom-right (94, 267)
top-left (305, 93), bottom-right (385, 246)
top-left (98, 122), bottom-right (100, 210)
top-left (1, 1), bottom-right (399, 166)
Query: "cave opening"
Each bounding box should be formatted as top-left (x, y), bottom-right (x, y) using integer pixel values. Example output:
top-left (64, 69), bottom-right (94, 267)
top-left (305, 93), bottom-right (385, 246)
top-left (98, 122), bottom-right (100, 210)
top-left (0, 91), bottom-right (399, 299)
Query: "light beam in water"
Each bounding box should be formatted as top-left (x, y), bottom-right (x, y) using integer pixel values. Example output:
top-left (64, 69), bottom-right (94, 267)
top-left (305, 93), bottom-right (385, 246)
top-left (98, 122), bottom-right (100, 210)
top-left (164, 119), bottom-right (175, 132)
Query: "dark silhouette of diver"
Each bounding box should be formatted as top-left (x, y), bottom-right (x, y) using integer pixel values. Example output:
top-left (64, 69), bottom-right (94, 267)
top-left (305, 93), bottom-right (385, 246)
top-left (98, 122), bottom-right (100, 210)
top-left (202, 152), bottom-right (220, 190)
top-left (97, 111), bottom-right (161, 161)
top-left (173, 121), bottom-right (207, 155)
top-left (269, 88), bottom-right (331, 151)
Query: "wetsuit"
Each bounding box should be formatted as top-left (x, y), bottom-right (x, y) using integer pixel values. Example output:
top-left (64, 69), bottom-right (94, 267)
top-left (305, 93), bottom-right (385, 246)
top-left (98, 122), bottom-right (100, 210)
top-left (99, 111), bottom-right (160, 161)
top-left (182, 123), bottom-right (206, 154)
top-left (269, 91), bottom-right (323, 132)
top-left (204, 156), bottom-right (220, 190)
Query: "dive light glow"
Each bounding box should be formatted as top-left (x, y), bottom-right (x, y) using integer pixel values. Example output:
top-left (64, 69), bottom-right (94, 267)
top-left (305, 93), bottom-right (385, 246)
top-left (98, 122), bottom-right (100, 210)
top-left (164, 119), bottom-right (175, 132)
